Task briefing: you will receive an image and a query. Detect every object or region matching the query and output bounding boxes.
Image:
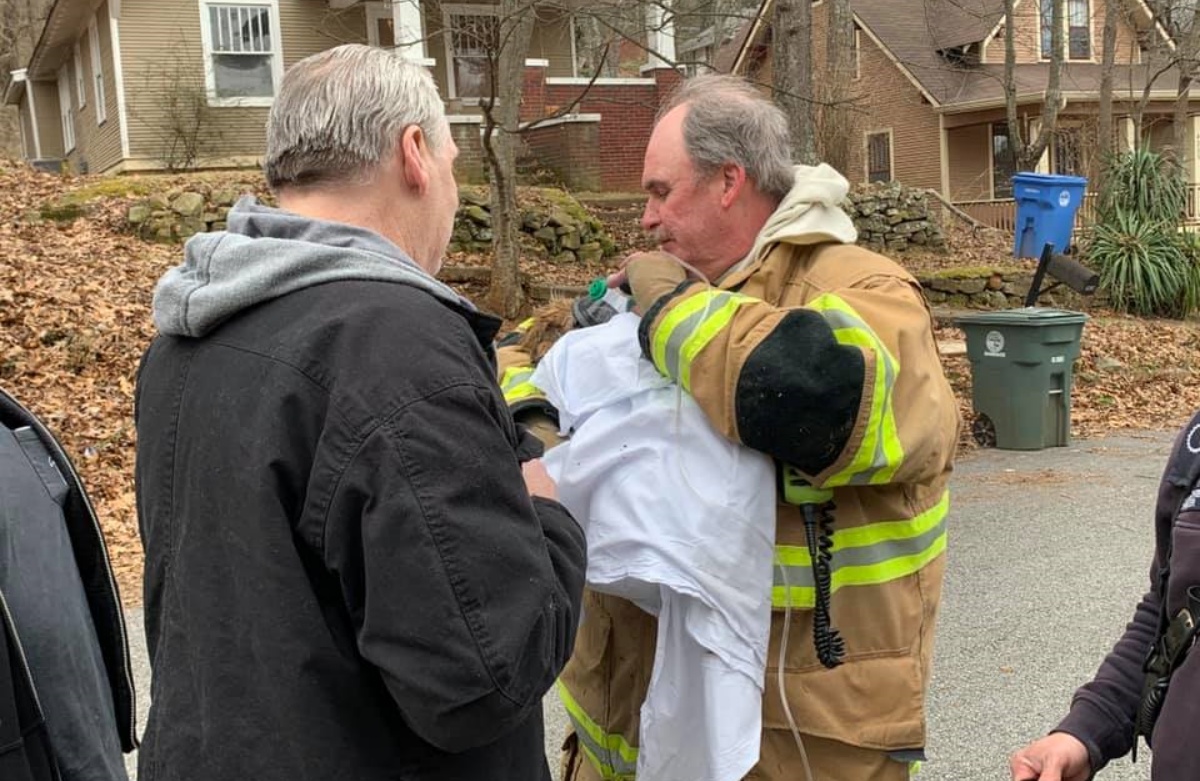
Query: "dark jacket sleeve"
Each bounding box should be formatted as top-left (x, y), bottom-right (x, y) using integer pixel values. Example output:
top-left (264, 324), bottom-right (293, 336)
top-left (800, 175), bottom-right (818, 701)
top-left (1054, 584), bottom-right (1158, 771)
top-left (322, 381), bottom-right (586, 754)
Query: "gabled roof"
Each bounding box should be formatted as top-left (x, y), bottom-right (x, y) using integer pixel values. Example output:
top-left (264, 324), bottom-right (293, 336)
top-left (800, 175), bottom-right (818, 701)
top-left (20, 0), bottom-right (103, 82)
top-left (724, 0), bottom-right (1177, 110)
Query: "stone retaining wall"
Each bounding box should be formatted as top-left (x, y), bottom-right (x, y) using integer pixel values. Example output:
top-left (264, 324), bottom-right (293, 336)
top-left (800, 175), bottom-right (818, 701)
top-left (918, 268), bottom-right (1102, 310)
top-left (126, 186), bottom-right (616, 265)
top-left (845, 182), bottom-right (946, 253)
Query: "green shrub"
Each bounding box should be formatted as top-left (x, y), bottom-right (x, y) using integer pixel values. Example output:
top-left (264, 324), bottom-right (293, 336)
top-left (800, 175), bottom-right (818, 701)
top-left (1087, 208), bottom-right (1188, 316)
top-left (1096, 147), bottom-right (1187, 225)
top-left (1086, 149), bottom-right (1198, 317)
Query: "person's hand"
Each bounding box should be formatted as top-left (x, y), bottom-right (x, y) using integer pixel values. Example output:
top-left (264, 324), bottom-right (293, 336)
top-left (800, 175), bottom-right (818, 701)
top-left (606, 251), bottom-right (692, 313)
top-left (522, 458), bottom-right (558, 501)
top-left (1009, 733), bottom-right (1092, 781)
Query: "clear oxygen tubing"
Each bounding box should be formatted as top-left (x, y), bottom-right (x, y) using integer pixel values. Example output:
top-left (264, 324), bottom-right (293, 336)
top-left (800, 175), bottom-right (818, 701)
top-left (651, 259), bottom-right (818, 781)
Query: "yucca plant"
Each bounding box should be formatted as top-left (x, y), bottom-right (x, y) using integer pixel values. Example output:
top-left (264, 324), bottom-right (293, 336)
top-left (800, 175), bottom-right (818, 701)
top-left (1087, 148), bottom-right (1198, 317)
top-left (1096, 147), bottom-right (1188, 226)
top-left (1086, 207), bottom-right (1189, 316)
top-left (1172, 229), bottom-right (1200, 318)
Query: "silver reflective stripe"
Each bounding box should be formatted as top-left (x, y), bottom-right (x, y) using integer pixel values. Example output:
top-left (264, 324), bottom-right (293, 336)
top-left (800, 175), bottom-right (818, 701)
top-left (562, 709), bottom-right (639, 779)
top-left (661, 305), bottom-right (708, 380)
top-left (772, 513), bottom-right (948, 589)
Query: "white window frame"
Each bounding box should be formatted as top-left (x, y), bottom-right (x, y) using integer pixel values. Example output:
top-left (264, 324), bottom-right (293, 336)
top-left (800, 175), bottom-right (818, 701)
top-left (366, 1), bottom-right (393, 47)
top-left (58, 65), bottom-right (76, 153)
top-left (443, 3), bottom-right (499, 102)
top-left (88, 16), bottom-right (106, 124)
top-left (73, 41), bottom-right (86, 109)
top-left (864, 129), bottom-right (893, 184)
top-left (198, 0), bottom-right (284, 107)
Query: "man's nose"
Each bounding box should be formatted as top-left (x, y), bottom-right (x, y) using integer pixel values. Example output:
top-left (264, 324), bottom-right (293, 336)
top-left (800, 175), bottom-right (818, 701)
top-left (641, 201), bottom-right (658, 231)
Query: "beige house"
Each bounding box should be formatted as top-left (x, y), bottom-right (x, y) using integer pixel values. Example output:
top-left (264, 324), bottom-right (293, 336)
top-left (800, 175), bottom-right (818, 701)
top-left (4, 0), bottom-right (578, 174)
top-left (725, 0), bottom-right (1200, 228)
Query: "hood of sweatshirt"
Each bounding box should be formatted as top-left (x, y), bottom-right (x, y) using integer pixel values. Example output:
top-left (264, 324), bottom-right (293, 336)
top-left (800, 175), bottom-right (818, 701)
top-left (730, 163), bottom-right (859, 276)
top-left (152, 196), bottom-right (470, 337)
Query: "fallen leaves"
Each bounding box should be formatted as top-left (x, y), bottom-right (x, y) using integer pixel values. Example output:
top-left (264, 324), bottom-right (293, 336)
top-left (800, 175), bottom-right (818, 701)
top-left (2, 159), bottom-right (1198, 609)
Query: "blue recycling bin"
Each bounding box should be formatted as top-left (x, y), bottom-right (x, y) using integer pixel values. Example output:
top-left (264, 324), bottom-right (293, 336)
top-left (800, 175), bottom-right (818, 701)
top-left (1012, 172), bottom-right (1088, 258)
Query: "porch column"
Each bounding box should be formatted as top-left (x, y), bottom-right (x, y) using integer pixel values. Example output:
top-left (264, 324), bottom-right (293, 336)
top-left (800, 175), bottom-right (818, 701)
top-left (1189, 115), bottom-right (1200, 184)
top-left (1119, 116), bottom-right (1136, 151)
top-left (644, 1), bottom-right (676, 69)
top-left (392, 0), bottom-right (434, 66)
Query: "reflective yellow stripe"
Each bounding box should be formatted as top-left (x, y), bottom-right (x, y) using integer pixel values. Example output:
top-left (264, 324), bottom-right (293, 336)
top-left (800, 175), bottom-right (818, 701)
top-left (556, 680), bottom-right (639, 779)
top-left (771, 491), bottom-right (949, 608)
top-left (500, 366), bottom-right (541, 405)
top-left (649, 289), bottom-right (753, 384)
top-left (517, 317), bottom-right (536, 331)
top-left (678, 296), bottom-right (743, 392)
top-left (807, 293), bottom-right (903, 487)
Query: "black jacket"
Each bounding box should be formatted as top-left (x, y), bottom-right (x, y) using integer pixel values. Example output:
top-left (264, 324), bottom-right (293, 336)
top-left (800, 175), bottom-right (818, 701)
top-left (1057, 410), bottom-right (1200, 780)
top-left (135, 268), bottom-right (586, 780)
top-left (0, 387), bottom-right (137, 781)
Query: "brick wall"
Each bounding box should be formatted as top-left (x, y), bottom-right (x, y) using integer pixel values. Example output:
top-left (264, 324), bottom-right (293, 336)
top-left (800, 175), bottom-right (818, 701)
top-left (541, 77), bottom-right (661, 191)
top-left (449, 120), bottom-right (485, 184)
top-left (523, 119), bottom-right (602, 191)
top-left (446, 65), bottom-right (679, 192)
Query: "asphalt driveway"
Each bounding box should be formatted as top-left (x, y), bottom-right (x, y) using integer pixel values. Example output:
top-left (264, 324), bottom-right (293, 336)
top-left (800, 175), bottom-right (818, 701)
top-left (122, 430), bottom-right (1171, 780)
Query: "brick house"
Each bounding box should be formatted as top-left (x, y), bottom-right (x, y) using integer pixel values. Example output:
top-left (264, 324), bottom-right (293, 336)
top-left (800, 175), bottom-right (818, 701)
top-left (724, 0), bottom-right (1200, 228)
top-left (4, 0), bottom-right (682, 190)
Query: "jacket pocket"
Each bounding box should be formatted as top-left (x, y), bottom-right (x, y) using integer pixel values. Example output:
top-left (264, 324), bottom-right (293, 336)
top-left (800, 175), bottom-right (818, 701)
top-left (1167, 513), bottom-right (1200, 614)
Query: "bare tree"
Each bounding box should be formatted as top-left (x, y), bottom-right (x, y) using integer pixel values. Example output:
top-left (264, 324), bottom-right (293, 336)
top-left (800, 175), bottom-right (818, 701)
top-left (475, 0), bottom-right (537, 318)
top-left (1003, 0), bottom-right (1064, 171)
top-left (772, 0), bottom-right (816, 163)
top-left (1097, 0), bottom-right (1120, 169)
top-left (1167, 2), bottom-right (1200, 169)
top-left (818, 0), bottom-right (856, 172)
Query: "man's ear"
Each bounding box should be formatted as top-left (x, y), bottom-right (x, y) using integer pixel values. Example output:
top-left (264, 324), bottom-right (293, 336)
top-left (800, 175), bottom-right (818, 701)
top-left (400, 125), bottom-right (430, 194)
top-left (719, 162), bottom-right (748, 209)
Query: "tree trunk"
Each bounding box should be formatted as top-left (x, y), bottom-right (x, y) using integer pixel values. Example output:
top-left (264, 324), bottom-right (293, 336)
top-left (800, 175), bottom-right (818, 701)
top-left (1006, 0), bottom-right (1063, 172)
top-left (772, 0), bottom-right (816, 164)
top-left (482, 0), bottom-right (536, 319)
top-left (1172, 4), bottom-right (1200, 172)
top-left (819, 0), bottom-right (855, 173)
top-left (1097, 0), bottom-right (1118, 173)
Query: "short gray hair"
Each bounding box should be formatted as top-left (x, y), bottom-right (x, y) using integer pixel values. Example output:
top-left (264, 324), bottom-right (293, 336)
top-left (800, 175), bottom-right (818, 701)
top-left (659, 74), bottom-right (794, 201)
top-left (264, 44), bottom-right (449, 190)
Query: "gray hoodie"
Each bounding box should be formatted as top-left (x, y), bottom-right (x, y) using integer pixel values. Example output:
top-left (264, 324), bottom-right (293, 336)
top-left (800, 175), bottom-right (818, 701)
top-left (152, 196), bottom-right (469, 338)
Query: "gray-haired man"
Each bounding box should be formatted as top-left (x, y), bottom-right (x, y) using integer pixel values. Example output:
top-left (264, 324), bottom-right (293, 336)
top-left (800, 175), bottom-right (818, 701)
top-left (134, 44), bottom-right (586, 781)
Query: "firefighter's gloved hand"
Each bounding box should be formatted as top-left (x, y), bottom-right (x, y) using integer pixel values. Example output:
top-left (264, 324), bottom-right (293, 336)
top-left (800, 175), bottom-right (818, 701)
top-left (623, 251), bottom-right (692, 313)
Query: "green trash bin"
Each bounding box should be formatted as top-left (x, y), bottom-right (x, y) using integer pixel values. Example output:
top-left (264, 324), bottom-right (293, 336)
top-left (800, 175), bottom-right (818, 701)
top-left (954, 307), bottom-right (1088, 450)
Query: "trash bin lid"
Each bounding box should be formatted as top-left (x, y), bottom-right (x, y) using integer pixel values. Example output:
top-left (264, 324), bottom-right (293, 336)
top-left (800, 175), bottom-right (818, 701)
top-left (1011, 172), bottom-right (1088, 188)
top-left (954, 307), bottom-right (1089, 327)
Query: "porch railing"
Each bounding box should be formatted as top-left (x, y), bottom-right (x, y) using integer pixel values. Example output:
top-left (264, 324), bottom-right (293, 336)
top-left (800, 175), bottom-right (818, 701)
top-left (952, 187), bottom-right (1200, 235)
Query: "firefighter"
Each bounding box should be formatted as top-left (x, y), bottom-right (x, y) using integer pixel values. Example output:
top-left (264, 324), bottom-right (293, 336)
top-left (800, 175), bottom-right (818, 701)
top-left (502, 73), bottom-right (959, 781)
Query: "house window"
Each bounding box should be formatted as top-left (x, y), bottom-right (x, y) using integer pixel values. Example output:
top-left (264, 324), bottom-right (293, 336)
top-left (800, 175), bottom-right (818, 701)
top-left (1068, 0), bottom-right (1090, 59)
top-left (866, 130), bottom-right (892, 183)
top-left (88, 16), bottom-right (106, 124)
top-left (443, 5), bottom-right (499, 100)
top-left (992, 123), bottom-right (1016, 198)
top-left (57, 66), bottom-right (75, 153)
top-left (73, 42), bottom-right (86, 109)
top-left (852, 25), bottom-right (860, 79)
top-left (1041, 0), bottom-right (1091, 60)
top-left (201, 2), bottom-right (281, 103)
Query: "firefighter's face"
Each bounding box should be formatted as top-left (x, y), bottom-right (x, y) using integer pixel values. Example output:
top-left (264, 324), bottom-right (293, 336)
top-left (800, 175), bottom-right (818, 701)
top-left (640, 105), bottom-right (734, 281)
